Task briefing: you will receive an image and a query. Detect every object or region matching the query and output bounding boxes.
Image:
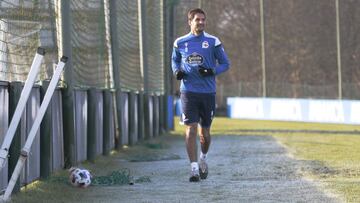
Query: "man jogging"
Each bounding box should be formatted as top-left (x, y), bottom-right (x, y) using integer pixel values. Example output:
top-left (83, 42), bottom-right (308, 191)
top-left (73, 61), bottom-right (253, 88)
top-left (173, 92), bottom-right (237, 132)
top-left (171, 8), bottom-right (230, 182)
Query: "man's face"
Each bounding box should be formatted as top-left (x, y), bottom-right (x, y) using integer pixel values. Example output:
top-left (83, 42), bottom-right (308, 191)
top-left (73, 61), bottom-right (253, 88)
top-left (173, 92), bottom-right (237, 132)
top-left (189, 13), bottom-right (206, 34)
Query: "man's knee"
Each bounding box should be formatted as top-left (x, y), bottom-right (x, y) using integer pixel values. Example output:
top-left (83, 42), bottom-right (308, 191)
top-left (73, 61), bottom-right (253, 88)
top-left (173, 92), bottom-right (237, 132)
top-left (200, 126), bottom-right (210, 135)
top-left (186, 123), bottom-right (198, 136)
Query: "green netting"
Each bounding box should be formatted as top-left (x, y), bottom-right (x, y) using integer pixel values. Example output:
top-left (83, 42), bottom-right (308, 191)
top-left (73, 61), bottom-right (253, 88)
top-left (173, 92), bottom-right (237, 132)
top-left (92, 169), bottom-right (151, 186)
top-left (49, 169), bottom-right (151, 186)
top-left (145, 0), bottom-right (165, 94)
top-left (0, 0), bottom-right (58, 82)
top-left (70, 0), bottom-right (109, 88)
top-left (114, 0), bottom-right (143, 92)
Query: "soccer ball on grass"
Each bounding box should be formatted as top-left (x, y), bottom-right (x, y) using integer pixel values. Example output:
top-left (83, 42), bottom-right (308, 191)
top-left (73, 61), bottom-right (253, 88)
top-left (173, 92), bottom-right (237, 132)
top-left (69, 167), bottom-right (92, 188)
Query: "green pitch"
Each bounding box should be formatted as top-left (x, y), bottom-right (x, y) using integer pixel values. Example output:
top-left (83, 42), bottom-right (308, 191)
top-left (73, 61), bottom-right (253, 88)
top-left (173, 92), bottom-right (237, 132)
top-left (176, 117), bottom-right (360, 202)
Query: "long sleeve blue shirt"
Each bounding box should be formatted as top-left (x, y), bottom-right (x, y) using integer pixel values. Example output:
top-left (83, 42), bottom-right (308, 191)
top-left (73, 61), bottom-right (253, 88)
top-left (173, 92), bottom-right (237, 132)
top-left (171, 32), bottom-right (230, 94)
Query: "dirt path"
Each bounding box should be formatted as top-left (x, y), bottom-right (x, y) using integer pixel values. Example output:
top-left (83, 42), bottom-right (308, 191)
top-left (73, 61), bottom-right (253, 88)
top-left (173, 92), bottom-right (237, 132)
top-left (88, 135), bottom-right (341, 203)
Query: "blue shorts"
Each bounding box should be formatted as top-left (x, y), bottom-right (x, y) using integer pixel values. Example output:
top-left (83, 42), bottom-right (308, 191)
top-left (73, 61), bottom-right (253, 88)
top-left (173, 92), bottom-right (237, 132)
top-left (180, 92), bottom-right (215, 128)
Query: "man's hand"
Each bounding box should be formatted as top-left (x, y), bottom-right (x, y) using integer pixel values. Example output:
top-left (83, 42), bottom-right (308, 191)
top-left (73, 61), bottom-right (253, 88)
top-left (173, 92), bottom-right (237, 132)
top-left (198, 66), bottom-right (215, 77)
top-left (175, 70), bottom-right (186, 80)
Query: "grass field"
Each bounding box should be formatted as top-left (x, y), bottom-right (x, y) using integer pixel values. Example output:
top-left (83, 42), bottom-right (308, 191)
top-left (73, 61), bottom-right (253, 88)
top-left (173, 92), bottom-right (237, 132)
top-left (8, 117), bottom-right (360, 202)
top-left (200, 117), bottom-right (360, 202)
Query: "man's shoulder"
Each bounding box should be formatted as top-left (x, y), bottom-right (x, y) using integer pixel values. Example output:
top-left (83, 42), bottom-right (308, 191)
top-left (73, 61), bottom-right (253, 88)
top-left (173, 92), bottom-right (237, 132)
top-left (203, 32), bottom-right (221, 46)
top-left (173, 33), bottom-right (192, 48)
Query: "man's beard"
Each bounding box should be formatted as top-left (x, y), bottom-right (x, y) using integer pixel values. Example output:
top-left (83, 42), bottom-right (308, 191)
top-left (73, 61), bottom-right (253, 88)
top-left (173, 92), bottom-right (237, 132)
top-left (196, 26), bottom-right (204, 32)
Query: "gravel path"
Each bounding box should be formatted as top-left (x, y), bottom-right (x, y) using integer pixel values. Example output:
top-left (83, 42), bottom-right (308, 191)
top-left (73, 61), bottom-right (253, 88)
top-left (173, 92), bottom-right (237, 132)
top-left (91, 135), bottom-right (341, 203)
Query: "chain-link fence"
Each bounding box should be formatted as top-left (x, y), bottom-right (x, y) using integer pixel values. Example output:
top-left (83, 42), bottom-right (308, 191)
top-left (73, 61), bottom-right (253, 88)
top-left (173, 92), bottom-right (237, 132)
top-left (112, 0), bottom-right (142, 91)
top-left (145, 0), bottom-right (165, 93)
top-left (69, 0), bottom-right (109, 88)
top-left (0, 0), bottom-right (168, 94)
top-left (0, 0), bottom-right (58, 82)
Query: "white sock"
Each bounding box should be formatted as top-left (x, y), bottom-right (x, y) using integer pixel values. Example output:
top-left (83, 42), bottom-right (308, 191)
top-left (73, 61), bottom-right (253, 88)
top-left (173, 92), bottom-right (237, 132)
top-left (191, 162), bottom-right (199, 171)
top-left (200, 152), bottom-right (207, 160)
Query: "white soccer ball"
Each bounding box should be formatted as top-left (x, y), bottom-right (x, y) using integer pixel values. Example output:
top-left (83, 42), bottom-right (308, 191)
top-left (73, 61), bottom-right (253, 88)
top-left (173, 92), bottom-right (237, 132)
top-left (69, 167), bottom-right (92, 188)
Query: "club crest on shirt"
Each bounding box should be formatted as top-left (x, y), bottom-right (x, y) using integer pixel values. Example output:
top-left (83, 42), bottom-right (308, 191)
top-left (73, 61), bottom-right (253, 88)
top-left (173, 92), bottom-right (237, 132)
top-left (185, 52), bottom-right (204, 65)
top-left (202, 41), bottom-right (209, 48)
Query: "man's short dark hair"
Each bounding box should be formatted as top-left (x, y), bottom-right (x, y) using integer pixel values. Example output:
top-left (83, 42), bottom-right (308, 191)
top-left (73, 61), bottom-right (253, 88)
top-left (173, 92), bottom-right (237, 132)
top-left (188, 8), bottom-right (206, 21)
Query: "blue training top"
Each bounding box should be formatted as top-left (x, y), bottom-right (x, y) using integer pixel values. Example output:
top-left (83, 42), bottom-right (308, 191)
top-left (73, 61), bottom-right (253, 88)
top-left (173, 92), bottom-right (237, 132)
top-left (171, 32), bottom-right (230, 94)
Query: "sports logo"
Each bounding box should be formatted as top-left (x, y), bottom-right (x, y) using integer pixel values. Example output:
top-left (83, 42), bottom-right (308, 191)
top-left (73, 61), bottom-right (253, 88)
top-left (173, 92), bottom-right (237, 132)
top-left (202, 41), bottom-right (209, 48)
top-left (185, 52), bottom-right (204, 65)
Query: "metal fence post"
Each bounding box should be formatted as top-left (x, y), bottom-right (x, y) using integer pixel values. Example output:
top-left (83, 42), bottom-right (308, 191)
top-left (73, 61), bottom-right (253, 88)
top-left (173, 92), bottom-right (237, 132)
top-left (335, 0), bottom-right (342, 99)
top-left (103, 89), bottom-right (115, 155)
top-left (87, 88), bottom-right (104, 162)
top-left (59, 0), bottom-right (76, 167)
top-left (260, 0), bottom-right (266, 97)
top-left (138, 0), bottom-right (148, 93)
top-left (8, 82), bottom-right (22, 194)
top-left (138, 91), bottom-right (145, 140)
top-left (109, 0), bottom-right (122, 149)
top-left (40, 80), bottom-right (52, 178)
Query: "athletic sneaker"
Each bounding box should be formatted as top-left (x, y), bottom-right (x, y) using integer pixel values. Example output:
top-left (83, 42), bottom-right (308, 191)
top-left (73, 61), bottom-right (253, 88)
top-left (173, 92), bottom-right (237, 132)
top-left (189, 168), bottom-right (200, 182)
top-left (199, 159), bottom-right (208, 179)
